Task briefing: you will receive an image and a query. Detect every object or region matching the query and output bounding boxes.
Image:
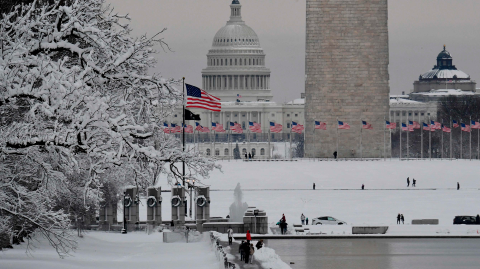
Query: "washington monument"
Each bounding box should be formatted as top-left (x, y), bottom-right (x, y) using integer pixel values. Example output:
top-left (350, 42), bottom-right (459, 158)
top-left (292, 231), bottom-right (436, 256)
top-left (305, 0), bottom-right (391, 158)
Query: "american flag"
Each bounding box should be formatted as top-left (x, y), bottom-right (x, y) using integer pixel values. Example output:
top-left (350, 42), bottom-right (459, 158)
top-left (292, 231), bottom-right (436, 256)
top-left (401, 123), bottom-right (409, 131)
top-left (186, 84), bottom-right (221, 112)
top-left (195, 122), bottom-right (203, 132)
top-left (213, 123), bottom-right (226, 133)
top-left (461, 123), bottom-right (471, 132)
top-left (362, 121), bottom-right (373, 130)
top-left (237, 94), bottom-right (242, 98)
top-left (170, 123), bottom-right (182, 133)
top-left (292, 121), bottom-right (304, 134)
top-left (269, 122), bottom-right (283, 133)
top-left (338, 121), bottom-right (350, 130)
top-left (422, 122), bottom-right (431, 131)
top-left (407, 121), bottom-right (414, 131)
top-left (230, 122), bottom-right (243, 134)
top-left (163, 122), bottom-right (171, 133)
top-left (431, 120), bottom-right (441, 130)
top-left (471, 120), bottom-right (480, 129)
top-left (315, 121), bottom-right (327, 130)
top-left (411, 121), bottom-right (421, 129)
top-left (442, 124), bottom-right (451, 133)
top-left (386, 121), bottom-right (396, 129)
top-left (249, 122), bottom-right (262, 133)
top-left (453, 120), bottom-right (459, 128)
top-left (183, 124), bottom-right (193, 133)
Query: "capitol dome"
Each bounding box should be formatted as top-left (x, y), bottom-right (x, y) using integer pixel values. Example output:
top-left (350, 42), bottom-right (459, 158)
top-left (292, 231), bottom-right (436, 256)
top-left (212, 24), bottom-right (260, 48)
top-left (201, 0), bottom-right (273, 102)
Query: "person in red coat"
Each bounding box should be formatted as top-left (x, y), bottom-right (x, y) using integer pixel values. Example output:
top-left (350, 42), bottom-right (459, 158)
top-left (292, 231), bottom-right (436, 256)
top-left (246, 230), bottom-right (251, 243)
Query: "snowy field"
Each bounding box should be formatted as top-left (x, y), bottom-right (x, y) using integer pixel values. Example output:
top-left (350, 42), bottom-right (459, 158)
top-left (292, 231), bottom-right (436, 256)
top-left (0, 232), bottom-right (219, 269)
top-left (158, 159), bottom-right (480, 229)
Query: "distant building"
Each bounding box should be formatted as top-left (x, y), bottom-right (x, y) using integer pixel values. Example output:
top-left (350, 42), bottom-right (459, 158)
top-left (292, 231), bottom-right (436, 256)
top-left (413, 45), bottom-right (476, 93)
top-left (391, 45), bottom-right (479, 124)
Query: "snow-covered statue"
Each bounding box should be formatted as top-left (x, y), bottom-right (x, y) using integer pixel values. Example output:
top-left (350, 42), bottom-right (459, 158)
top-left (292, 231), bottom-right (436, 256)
top-left (228, 183), bottom-right (248, 222)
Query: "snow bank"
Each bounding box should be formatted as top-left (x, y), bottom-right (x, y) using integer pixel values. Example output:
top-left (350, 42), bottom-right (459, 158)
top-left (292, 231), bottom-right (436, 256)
top-left (253, 245), bottom-right (292, 269)
top-left (1, 231), bottom-right (219, 269)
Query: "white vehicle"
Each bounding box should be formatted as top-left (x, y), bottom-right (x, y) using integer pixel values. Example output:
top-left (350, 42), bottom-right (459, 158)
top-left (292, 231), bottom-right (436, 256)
top-left (311, 216), bottom-right (346, 225)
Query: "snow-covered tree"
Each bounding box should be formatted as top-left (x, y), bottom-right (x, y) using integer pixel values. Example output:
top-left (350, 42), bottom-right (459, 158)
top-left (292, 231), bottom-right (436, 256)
top-left (0, 0), bottom-right (217, 255)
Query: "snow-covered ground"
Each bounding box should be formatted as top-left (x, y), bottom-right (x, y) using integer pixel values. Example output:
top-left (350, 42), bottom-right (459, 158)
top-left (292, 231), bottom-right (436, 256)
top-left (0, 232), bottom-right (219, 269)
top-left (158, 159), bottom-right (480, 231)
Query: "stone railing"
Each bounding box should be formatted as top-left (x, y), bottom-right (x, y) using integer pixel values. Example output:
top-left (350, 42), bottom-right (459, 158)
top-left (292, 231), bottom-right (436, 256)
top-left (210, 232), bottom-right (236, 269)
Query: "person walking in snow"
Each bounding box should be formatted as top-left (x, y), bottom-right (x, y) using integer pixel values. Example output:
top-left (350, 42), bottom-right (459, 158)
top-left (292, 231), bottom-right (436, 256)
top-left (401, 214), bottom-right (405, 224)
top-left (248, 153), bottom-right (252, 159)
top-left (407, 177), bottom-right (410, 187)
top-left (306, 217), bottom-right (309, 225)
top-left (249, 243), bottom-right (255, 264)
top-left (246, 230), bottom-right (252, 243)
top-left (397, 214), bottom-right (401, 224)
top-left (281, 214), bottom-right (286, 223)
top-left (333, 151), bottom-right (337, 159)
top-left (313, 183), bottom-right (316, 190)
top-left (243, 241), bottom-right (251, 264)
top-left (476, 214), bottom-right (480, 224)
top-left (301, 213), bottom-right (306, 225)
top-left (227, 227), bottom-right (234, 245)
top-left (457, 182), bottom-right (460, 190)
top-left (239, 240), bottom-right (245, 261)
top-left (362, 184), bottom-right (364, 190)
top-left (412, 178), bottom-right (416, 187)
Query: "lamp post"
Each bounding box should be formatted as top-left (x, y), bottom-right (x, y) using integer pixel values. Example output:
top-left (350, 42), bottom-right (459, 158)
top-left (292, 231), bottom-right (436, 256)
top-left (186, 178), bottom-right (195, 218)
top-left (121, 192), bottom-right (127, 234)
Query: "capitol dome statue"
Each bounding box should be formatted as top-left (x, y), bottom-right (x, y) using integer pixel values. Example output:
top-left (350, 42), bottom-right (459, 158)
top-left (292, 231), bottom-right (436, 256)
top-left (413, 45), bottom-right (476, 93)
top-left (201, 0), bottom-right (273, 102)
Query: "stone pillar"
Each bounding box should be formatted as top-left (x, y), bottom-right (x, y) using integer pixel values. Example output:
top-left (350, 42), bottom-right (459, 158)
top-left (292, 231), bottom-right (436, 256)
top-left (146, 187), bottom-right (162, 227)
top-left (305, 0), bottom-right (390, 158)
top-left (124, 187), bottom-right (140, 231)
top-left (171, 186), bottom-right (185, 226)
top-left (99, 201), bottom-right (118, 231)
top-left (195, 187), bottom-right (210, 221)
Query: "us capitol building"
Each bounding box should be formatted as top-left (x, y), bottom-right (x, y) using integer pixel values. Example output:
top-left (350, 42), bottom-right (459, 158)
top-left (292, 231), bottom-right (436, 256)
top-left (167, 0), bottom-right (305, 159)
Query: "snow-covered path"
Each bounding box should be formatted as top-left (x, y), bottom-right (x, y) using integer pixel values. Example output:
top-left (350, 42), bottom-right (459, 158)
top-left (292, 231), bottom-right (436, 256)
top-left (0, 232), bottom-right (219, 269)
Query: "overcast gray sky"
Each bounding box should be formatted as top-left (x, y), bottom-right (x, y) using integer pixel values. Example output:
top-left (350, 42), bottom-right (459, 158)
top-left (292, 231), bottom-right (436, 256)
top-left (107, 0), bottom-right (480, 102)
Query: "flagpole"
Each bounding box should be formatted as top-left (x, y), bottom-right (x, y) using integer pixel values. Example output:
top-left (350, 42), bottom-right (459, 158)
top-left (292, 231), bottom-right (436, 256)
top-left (336, 118), bottom-right (339, 160)
top-left (182, 78), bottom-right (186, 221)
top-left (429, 116), bottom-right (431, 161)
top-left (268, 120), bottom-right (271, 159)
top-left (442, 122), bottom-right (444, 159)
top-left (407, 120), bottom-right (409, 160)
top-left (182, 78), bottom-right (186, 186)
top-left (360, 120), bottom-right (363, 161)
top-left (461, 121), bottom-right (463, 159)
top-left (390, 124), bottom-right (392, 161)
top-left (383, 117), bottom-right (386, 161)
top-left (400, 119), bottom-right (402, 160)
top-left (289, 121), bottom-right (292, 160)
top-left (470, 116), bottom-right (472, 161)
top-left (478, 119), bottom-right (479, 160)
top-left (313, 121), bottom-right (316, 159)
top-left (421, 121), bottom-right (423, 159)
top-left (449, 118), bottom-right (452, 159)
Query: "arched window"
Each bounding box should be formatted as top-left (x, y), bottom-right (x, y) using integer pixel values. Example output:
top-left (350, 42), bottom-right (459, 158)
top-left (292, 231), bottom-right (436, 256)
top-left (252, 148), bottom-right (256, 156)
top-left (215, 149), bottom-right (220, 156)
top-left (242, 148), bottom-right (247, 155)
top-left (261, 148), bottom-right (265, 155)
top-left (206, 149), bottom-right (211, 156)
top-left (224, 148), bottom-right (229, 156)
